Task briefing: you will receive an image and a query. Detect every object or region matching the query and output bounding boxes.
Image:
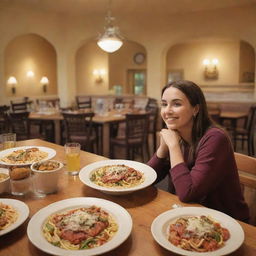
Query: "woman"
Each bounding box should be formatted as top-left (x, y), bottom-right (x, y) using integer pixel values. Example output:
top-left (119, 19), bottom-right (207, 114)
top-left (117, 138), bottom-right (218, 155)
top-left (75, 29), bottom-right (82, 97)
top-left (148, 80), bottom-right (249, 222)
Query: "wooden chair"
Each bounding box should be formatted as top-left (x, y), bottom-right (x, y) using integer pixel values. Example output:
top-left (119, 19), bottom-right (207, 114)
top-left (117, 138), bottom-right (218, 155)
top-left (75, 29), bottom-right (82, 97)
top-left (207, 102), bottom-right (221, 123)
top-left (76, 96), bottom-right (92, 109)
top-left (235, 152), bottom-right (256, 225)
top-left (110, 113), bottom-right (150, 162)
top-left (146, 98), bottom-right (159, 153)
top-left (10, 97), bottom-right (33, 113)
top-left (0, 105), bottom-right (10, 133)
top-left (62, 112), bottom-right (97, 153)
top-left (233, 106), bottom-right (256, 156)
top-left (8, 112), bottom-right (43, 141)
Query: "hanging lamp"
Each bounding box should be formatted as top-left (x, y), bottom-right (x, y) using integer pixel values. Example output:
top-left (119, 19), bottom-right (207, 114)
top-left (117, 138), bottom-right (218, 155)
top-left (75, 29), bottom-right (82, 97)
top-left (97, 0), bottom-right (123, 53)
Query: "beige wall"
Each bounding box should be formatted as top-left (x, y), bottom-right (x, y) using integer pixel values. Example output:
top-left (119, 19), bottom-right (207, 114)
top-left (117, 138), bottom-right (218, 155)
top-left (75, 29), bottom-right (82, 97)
top-left (76, 41), bottom-right (109, 95)
top-left (239, 41), bottom-right (255, 82)
top-left (0, 3), bottom-right (256, 106)
top-left (167, 40), bottom-right (241, 86)
top-left (109, 41), bottom-right (146, 93)
top-left (4, 34), bottom-right (57, 97)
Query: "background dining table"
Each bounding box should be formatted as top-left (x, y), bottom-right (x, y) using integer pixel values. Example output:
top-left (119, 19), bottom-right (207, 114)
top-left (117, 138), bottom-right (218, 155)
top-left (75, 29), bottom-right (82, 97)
top-left (1, 139), bottom-right (256, 256)
top-left (29, 109), bottom-right (141, 157)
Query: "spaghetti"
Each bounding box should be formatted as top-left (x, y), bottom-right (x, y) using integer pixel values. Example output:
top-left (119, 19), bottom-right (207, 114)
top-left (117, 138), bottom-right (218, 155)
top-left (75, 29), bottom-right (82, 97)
top-left (42, 206), bottom-right (118, 250)
top-left (90, 164), bottom-right (144, 188)
top-left (168, 215), bottom-right (230, 252)
top-left (1, 147), bottom-right (48, 165)
top-left (0, 202), bottom-right (19, 230)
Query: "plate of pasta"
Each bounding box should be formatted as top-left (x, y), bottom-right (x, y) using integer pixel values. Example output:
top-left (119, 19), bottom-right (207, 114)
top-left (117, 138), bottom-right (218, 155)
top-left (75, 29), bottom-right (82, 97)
top-left (27, 197), bottom-right (132, 256)
top-left (151, 207), bottom-right (244, 256)
top-left (0, 199), bottom-right (29, 236)
top-left (0, 146), bottom-right (56, 166)
top-left (79, 159), bottom-right (157, 195)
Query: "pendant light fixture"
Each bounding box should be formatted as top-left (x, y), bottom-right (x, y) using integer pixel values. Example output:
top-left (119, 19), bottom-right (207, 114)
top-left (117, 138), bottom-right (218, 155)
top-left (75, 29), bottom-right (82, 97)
top-left (97, 0), bottom-right (123, 53)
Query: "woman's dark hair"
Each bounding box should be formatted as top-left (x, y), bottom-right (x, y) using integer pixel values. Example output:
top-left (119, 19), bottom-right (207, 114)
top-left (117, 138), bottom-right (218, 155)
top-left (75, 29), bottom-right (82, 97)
top-left (162, 80), bottom-right (213, 162)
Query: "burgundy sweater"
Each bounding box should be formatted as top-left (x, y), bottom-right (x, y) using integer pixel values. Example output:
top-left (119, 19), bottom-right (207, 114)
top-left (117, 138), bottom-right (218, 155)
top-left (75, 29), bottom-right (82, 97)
top-left (147, 127), bottom-right (250, 222)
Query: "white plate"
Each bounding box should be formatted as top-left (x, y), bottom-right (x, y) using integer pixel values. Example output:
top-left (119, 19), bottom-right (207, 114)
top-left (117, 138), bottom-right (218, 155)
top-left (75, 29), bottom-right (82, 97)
top-left (151, 207), bottom-right (244, 256)
top-left (79, 159), bottom-right (157, 195)
top-left (0, 146), bottom-right (56, 166)
top-left (0, 198), bottom-right (30, 236)
top-left (27, 197), bottom-right (132, 256)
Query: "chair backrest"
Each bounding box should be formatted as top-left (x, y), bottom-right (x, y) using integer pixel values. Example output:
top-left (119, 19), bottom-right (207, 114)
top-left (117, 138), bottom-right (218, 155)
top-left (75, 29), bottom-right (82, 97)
top-left (235, 152), bottom-right (256, 225)
top-left (8, 111), bottom-right (30, 140)
top-left (125, 113), bottom-right (149, 144)
top-left (62, 112), bottom-right (95, 141)
top-left (207, 102), bottom-right (221, 123)
top-left (235, 152), bottom-right (256, 189)
top-left (146, 98), bottom-right (158, 111)
top-left (246, 105), bottom-right (256, 137)
top-left (76, 96), bottom-right (92, 109)
top-left (145, 98), bottom-right (159, 133)
top-left (10, 101), bottom-right (29, 112)
top-left (0, 105), bottom-right (10, 133)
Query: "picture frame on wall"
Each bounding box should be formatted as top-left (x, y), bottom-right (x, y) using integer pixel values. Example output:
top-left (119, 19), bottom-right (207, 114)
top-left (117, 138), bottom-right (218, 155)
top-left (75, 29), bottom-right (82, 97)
top-left (167, 69), bottom-right (184, 83)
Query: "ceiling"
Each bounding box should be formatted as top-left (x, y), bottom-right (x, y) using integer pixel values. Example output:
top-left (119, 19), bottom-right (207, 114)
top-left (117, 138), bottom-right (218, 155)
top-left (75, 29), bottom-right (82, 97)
top-left (1, 0), bottom-right (256, 16)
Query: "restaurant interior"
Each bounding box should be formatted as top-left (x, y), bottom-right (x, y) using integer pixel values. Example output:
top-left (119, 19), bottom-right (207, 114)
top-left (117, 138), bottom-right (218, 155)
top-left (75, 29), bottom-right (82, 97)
top-left (0, 1), bottom-right (256, 255)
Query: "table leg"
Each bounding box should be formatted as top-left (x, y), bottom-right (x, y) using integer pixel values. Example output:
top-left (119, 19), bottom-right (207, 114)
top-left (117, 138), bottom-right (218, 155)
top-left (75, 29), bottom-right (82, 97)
top-left (232, 119), bottom-right (237, 151)
top-left (101, 123), bottom-right (110, 157)
top-left (54, 120), bottom-right (61, 144)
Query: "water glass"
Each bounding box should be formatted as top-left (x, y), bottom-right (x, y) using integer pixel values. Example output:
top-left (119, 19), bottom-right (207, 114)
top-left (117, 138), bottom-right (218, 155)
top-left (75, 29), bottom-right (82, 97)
top-left (64, 143), bottom-right (81, 175)
top-left (0, 133), bottom-right (16, 150)
top-left (9, 166), bottom-right (31, 196)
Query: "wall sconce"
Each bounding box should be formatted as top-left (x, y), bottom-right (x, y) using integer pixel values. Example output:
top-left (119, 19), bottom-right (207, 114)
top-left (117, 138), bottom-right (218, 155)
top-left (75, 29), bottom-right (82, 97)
top-left (93, 69), bottom-right (106, 83)
top-left (203, 58), bottom-right (219, 79)
top-left (26, 70), bottom-right (35, 77)
top-left (40, 76), bottom-right (49, 93)
top-left (7, 76), bottom-right (17, 94)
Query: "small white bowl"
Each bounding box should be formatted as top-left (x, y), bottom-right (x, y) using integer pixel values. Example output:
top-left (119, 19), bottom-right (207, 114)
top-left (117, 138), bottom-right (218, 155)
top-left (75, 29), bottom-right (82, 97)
top-left (0, 168), bottom-right (10, 194)
top-left (31, 160), bottom-right (64, 195)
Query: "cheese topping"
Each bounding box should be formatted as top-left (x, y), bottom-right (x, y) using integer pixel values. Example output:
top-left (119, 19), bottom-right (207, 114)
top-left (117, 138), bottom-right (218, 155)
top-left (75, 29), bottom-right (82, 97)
top-left (186, 216), bottom-right (214, 237)
top-left (60, 210), bottom-right (98, 231)
top-left (106, 166), bottom-right (128, 176)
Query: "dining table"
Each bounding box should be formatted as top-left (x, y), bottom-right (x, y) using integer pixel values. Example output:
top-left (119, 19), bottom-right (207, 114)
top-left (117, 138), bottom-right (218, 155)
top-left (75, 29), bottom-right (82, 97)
top-left (29, 110), bottom-right (127, 157)
top-left (1, 139), bottom-right (256, 256)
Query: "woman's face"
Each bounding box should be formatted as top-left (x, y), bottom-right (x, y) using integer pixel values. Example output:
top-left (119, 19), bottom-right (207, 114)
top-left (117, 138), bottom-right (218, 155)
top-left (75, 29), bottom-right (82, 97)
top-left (161, 87), bottom-right (198, 132)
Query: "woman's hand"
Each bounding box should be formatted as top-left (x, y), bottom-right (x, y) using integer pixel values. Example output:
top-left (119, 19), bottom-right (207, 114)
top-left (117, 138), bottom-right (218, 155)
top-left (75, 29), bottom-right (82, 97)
top-left (156, 130), bottom-right (169, 158)
top-left (159, 129), bottom-right (184, 167)
top-left (160, 128), bottom-right (181, 150)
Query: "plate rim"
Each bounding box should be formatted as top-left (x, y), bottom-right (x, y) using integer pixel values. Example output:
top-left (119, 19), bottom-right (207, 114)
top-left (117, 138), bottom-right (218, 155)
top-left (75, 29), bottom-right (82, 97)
top-left (151, 206), bottom-right (245, 256)
top-left (0, 145), bottom-right (56, 166)
top-left (0, 198), bottom-right (30, 236)
top-left (79, 159), bottom-right (157, 194)
top-left (27, 197), bottom-right (133, 256)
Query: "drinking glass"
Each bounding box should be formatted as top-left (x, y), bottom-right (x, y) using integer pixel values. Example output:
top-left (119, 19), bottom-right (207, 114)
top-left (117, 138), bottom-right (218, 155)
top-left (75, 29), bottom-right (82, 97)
top-left (9, 166), bottom-right (31, 196)
top-left (64, 142), bottom-right (81, 175)
top-left (0, 133), bottom-right (16, 150)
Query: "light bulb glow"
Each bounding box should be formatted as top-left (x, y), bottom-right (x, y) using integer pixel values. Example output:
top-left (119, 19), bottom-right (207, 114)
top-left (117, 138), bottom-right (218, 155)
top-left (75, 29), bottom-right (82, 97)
top-left (97, 38), bottom-right (123, 53)
top-left (203, 59), bottom-right (210, 66)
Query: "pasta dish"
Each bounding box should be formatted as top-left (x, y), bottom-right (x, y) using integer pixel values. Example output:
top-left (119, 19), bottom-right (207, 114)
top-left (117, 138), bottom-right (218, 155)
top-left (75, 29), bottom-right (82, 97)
top-left (168, 215), bottom-right (230, 252)
top-left (1, 147), bottom-right (48, 165)
top-left (0, 202), bottom-right (19, 230)
top-left (90, 164), bottom-right (144, 188)
top-left (43, 206), bottom-right (118, 250)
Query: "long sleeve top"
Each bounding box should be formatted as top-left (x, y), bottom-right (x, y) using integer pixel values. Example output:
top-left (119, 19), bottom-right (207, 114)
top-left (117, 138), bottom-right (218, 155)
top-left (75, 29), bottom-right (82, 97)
top-left (147, 127), bottom-right (250, 222)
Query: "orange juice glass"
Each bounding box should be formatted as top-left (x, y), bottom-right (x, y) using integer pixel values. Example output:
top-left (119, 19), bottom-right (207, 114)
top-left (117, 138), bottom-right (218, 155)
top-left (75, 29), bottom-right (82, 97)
top-left (64, 142), bottom-right (81, 175)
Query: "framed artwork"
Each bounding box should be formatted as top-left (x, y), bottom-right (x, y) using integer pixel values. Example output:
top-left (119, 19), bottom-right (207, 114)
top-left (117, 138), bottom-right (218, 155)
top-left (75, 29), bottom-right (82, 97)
top-left (167, 69), bottom-right (184, 83)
